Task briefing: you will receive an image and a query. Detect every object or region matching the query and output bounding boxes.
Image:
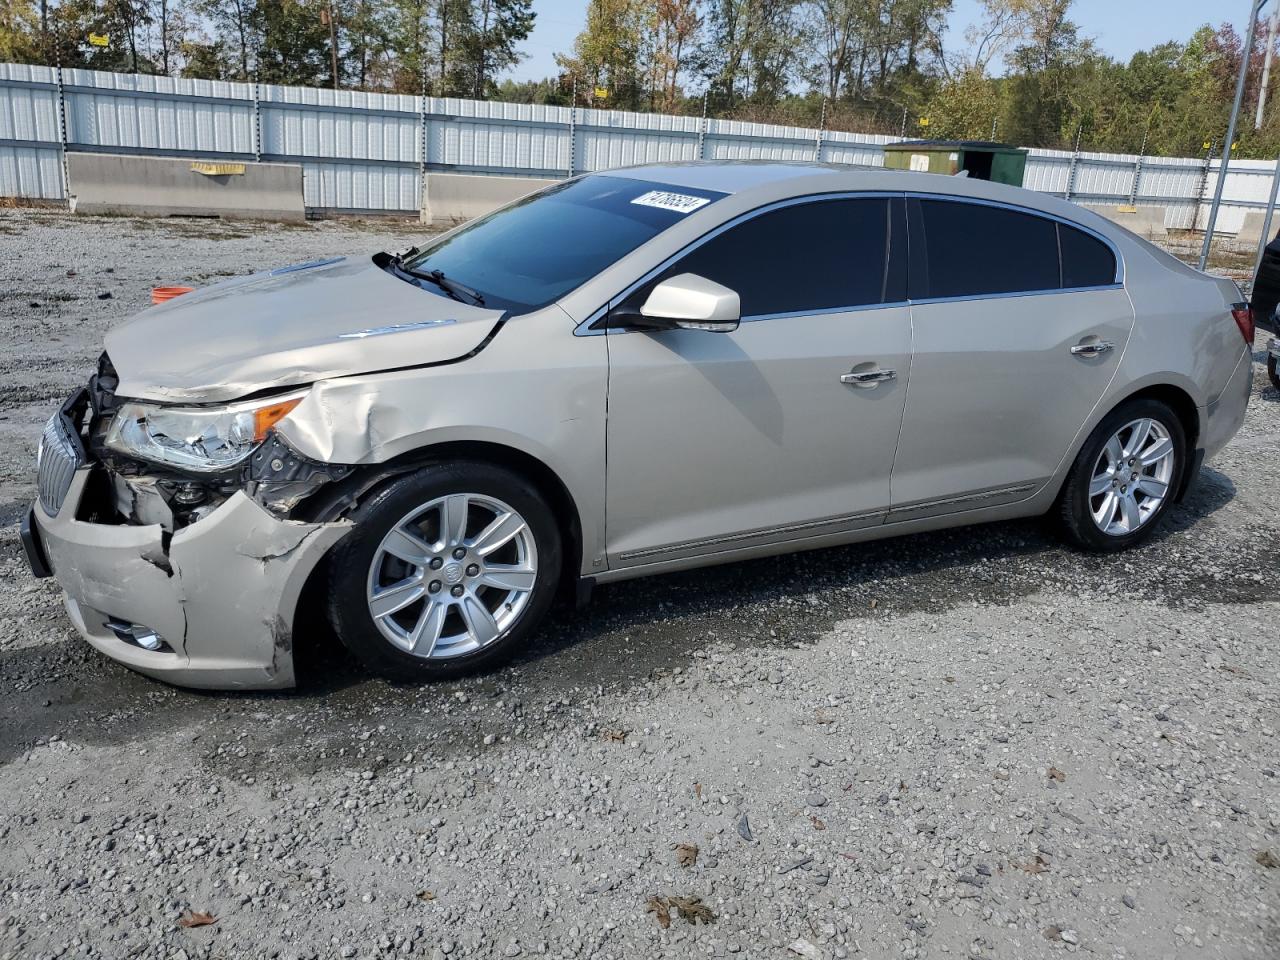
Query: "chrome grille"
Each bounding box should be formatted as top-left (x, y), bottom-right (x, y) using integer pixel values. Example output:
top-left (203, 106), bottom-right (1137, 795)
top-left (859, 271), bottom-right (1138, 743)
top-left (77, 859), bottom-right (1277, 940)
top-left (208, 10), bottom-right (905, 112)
top-left (37, 408), bottom-right (84, 517)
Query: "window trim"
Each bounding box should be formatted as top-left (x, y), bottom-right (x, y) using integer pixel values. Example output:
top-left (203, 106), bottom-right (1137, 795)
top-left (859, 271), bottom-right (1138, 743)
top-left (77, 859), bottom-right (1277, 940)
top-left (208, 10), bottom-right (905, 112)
top-left (572, 189), bottom-right (1126, 336)
top-left (905, 193), bottom-right (1125, 305)
top-left (576, 191), bottom-right (909, 336)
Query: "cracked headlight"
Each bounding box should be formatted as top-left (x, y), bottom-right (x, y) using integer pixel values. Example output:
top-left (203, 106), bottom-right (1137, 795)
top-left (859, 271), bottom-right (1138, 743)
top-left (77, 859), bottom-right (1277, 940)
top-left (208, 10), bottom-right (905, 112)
top-left (104, 391), bottom-right (308, 473)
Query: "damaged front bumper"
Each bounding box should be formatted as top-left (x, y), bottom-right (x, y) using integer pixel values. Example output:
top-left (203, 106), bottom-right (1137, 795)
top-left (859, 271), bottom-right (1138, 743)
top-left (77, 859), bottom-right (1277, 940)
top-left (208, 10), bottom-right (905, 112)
top-left (28, 468), bottom-right (349, 690)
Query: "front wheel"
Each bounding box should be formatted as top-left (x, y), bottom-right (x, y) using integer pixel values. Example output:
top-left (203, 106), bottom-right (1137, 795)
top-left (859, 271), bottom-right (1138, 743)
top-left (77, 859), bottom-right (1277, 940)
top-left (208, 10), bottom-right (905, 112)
top-left (325, 461), bottom-right (561, 682)
top-left (1268, 352), bottom-right (1279, 391)
top-left (1055, 399), bottom-right (1186, 552)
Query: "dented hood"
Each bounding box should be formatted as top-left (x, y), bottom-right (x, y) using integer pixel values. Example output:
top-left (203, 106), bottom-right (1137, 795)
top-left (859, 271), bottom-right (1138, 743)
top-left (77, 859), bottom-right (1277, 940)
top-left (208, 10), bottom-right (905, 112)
top-left (106, 256), bottom-right (505, 403)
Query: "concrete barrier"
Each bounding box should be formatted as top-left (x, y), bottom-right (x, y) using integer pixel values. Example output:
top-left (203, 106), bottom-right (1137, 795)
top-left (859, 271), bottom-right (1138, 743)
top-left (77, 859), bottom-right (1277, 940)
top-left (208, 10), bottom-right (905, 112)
top-left (422, 172), bottom-right (559, 225)
top-left (67, 152), bottom-right (305, 221)
top-left (1083, 203), bottom-right (1171, 240)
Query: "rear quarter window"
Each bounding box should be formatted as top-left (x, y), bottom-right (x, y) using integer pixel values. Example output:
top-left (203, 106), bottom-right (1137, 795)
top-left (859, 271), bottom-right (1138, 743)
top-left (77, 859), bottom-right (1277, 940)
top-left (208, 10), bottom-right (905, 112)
top-left (1059, 222), bottom-right (1118, 287)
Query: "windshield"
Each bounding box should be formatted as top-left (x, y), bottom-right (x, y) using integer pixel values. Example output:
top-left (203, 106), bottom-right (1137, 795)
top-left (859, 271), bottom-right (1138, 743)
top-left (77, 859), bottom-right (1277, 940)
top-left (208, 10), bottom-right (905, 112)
top-left (402, 175), bottom-right (726, 312)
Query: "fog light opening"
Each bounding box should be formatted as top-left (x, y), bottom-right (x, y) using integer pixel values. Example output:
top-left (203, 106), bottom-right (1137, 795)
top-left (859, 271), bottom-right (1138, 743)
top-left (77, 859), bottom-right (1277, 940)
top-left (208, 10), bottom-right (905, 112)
top-left (105, 618), bottom-right (172, 652)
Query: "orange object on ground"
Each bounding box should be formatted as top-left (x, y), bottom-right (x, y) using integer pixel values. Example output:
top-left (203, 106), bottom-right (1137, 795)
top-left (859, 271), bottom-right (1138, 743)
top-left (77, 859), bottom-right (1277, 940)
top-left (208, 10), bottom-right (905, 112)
top-left (152, 286), bottom-right (194, 305)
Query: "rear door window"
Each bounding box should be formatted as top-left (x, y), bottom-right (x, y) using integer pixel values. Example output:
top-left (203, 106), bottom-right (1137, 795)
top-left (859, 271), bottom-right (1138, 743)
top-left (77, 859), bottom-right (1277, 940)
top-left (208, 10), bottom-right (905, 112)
top-left (1059, 222), bottom-right (1117, 288)
top-left (645, 197), bottom-right (895, 317)
top-left (912, 198), bottom-right (1060, 299)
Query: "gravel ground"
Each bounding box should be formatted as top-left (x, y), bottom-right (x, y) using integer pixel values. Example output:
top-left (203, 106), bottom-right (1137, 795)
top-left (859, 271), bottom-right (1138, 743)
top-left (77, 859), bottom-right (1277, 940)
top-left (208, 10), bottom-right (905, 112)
top-left (1, 209), bottom-right (1278, 960)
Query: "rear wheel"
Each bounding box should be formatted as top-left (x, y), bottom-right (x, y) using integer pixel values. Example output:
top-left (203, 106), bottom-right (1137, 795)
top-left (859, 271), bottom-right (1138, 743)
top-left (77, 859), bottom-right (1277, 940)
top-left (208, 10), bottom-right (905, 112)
top-left (1268, 352), bottom-right (1279, 391)
top-left (1056, 399), bottom-right (1185, 552)
top-left (325, 462), bottom-right (561, 681)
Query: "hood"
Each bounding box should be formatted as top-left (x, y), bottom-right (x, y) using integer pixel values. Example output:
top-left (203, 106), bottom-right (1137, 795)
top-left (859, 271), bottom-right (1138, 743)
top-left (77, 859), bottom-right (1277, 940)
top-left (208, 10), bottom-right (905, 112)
top-left (106, 256), bottom-right (505, 403)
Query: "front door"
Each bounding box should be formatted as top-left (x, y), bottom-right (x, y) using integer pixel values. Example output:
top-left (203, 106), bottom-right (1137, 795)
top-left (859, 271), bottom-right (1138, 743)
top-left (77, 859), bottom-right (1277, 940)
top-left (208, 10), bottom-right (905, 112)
top-left (603, 195), bottom-right (913, 568)
top-left (889, 197), bottom-right (1135, 520)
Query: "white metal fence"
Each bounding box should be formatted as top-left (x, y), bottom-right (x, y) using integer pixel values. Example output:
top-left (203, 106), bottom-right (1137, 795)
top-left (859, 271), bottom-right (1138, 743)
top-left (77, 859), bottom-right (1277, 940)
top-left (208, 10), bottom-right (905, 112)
top-left (1, 61), bottom-right (1277, 228)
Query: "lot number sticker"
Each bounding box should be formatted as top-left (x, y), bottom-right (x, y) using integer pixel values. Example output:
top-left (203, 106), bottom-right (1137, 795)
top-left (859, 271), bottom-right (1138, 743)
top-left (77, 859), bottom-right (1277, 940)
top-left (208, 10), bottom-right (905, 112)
top-left (631, 190), bottom-right (711, 214)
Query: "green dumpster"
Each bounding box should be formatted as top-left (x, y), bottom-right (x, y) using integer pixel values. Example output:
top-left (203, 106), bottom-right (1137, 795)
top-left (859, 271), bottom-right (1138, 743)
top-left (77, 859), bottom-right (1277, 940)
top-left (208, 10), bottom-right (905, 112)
top-left (883, 140), bottom-right (1028, 187)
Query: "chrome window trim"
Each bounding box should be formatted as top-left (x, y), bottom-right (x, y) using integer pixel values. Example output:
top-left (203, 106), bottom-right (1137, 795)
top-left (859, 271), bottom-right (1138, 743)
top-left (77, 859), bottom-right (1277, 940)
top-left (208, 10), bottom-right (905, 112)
top-left (572, 190), bottom-right (906, 337)
top-left (907, 283), bottom-right (1125, 307)
top-left (571, 188), bottom-right (1127, 335)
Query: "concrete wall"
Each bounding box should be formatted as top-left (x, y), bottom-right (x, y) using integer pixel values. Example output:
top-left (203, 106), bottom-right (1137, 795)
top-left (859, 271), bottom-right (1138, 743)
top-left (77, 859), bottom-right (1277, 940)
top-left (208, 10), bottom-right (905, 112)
top-left (1084, 203), bottom-right (1171, 240)
top-left (422, 172), bottom-right (558, 225)
top-left (67, 152), bottom-right (305, 220)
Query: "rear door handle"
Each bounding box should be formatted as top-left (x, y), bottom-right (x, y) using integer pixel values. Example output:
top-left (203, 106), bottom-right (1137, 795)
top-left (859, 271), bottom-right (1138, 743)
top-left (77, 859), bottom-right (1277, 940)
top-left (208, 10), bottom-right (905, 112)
top-left (840, 368), bottom-right (896, 387)
top-left (1070, 339), bottom-right (1115, 357)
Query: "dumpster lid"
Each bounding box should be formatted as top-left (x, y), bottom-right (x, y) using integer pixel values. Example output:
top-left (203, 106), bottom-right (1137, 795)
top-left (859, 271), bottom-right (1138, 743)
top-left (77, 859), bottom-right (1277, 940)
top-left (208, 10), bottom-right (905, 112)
top-left (884, 140), bottom-right (1026, 153)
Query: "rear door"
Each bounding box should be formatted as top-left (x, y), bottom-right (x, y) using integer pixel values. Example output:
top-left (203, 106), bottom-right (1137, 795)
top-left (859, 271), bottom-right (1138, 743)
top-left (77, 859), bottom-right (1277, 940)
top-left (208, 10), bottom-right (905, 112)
top-left (603, 195), bottom-right (913, 568)
top-left (889, 197), bottom-right (1134, 520)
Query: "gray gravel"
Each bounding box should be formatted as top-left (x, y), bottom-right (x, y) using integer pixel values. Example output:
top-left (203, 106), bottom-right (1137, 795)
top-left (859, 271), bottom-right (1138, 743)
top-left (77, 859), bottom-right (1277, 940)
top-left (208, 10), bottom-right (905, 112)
top-left (1, 208), bottom-right (1278, 960)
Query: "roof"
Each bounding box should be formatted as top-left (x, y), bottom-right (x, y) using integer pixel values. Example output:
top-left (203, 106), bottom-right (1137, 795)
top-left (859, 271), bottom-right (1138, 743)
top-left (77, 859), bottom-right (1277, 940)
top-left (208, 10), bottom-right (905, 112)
top-left (595, 160), bottom-right (1121, 241)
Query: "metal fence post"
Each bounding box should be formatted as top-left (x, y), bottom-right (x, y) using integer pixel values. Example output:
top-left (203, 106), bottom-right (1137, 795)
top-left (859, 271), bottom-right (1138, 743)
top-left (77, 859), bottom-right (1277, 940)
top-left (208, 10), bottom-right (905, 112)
top-left (814, 98), bottom-right (827, 163)
top-left (418, 67), bottom-right (429, 222)
top-left (1252, 152), bottom-right (1280, 288)
top-left (252, 81), bottom-right (262, 162)
top-left (1195, 140), bottom-right (1217, 232)
top-left (1064, 125), bottom-right (1082, 202)
top-left (1200, 0), bottom-right (1266, 270)
top-left (1128, 128), bottom-right (1148, 208)
top-left (54, 64), bottom-right (70, 201)
top-left (697, 90), bottom-right (708, 161)
top-left (566, 77), bottom-right (578, 178)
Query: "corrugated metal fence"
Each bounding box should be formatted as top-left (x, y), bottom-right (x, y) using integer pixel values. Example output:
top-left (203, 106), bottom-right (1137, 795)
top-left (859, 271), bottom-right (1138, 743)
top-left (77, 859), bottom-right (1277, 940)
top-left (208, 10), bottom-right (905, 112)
top-left (2, 61), bottom-right (1276, 228)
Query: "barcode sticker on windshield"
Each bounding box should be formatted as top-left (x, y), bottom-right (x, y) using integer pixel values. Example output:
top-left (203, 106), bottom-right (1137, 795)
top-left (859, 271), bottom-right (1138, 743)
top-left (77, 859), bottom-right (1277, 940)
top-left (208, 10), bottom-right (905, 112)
top-left (630, 190), bottom-right (711, 214)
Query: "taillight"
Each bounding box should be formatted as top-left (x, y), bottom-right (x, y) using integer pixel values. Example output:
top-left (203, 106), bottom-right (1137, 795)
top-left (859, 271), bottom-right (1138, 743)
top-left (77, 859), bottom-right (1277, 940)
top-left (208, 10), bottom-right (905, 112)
top-left (1231, 302), bottom-right (1255, 345)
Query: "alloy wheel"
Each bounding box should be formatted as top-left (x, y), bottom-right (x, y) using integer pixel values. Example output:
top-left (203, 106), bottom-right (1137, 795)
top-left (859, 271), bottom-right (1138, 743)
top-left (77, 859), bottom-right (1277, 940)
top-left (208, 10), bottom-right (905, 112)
top-left (365, 493), bottom-right (538, 659)
top-left (1088, 417), bottom-right (1176, 536)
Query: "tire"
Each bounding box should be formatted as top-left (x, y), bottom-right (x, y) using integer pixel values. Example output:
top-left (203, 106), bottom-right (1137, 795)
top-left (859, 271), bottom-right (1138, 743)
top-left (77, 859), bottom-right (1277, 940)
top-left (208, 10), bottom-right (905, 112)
top-left (325, 461), bottom-right (561, 682)
top-left (1268, 352), bottom-right (1280, 392)
top-left (1055, 398), bottom-right (1186, 552)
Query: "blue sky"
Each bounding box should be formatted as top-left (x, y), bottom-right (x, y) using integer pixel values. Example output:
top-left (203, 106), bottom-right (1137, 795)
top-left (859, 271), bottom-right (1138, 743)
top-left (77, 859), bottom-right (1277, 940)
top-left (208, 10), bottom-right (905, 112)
top-left (504, 0), bottom-right (1250, 83)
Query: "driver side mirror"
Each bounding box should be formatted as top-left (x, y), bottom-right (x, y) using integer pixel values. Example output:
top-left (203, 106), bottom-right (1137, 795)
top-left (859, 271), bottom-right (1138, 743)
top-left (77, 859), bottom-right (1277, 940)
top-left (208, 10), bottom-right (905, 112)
top-left (618, 273), bottom-right (741, 333)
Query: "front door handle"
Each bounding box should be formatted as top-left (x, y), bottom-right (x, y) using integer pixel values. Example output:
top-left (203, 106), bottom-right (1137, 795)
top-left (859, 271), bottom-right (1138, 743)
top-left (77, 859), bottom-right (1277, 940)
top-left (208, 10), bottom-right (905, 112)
top-left (840, 367), bottom-right (896, 387)
top-left (1070, 339), bottom-right (1115, 358)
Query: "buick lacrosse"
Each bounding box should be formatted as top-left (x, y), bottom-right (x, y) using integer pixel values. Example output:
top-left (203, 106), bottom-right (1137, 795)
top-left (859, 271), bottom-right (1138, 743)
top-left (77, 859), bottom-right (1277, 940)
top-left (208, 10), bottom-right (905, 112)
top-left (23, 162), bottom-right (1253, 689)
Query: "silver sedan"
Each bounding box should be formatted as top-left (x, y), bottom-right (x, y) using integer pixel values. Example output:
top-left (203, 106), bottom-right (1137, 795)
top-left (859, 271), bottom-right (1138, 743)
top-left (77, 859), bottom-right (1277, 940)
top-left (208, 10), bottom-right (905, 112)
top-left (23, 163), bottom-right (1254, 689)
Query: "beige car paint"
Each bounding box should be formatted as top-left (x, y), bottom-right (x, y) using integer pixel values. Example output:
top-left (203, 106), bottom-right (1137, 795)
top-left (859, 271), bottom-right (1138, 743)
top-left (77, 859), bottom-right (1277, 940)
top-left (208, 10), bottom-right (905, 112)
top-left (30, 162), bottom-right (1252, 689)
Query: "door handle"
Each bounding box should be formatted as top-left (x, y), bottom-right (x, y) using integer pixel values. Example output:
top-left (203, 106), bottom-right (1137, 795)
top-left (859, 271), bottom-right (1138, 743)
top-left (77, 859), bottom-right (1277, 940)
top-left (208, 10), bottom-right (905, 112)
top-left (1070, 339), bottom-right (1115, 358)
top-left (840, 367), bottom-right (896, 387)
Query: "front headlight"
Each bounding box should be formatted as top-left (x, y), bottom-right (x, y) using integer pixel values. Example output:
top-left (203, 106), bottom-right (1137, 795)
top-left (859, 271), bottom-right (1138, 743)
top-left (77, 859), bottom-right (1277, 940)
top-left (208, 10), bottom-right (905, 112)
top-left (104, 391), bottom-right (308, 473)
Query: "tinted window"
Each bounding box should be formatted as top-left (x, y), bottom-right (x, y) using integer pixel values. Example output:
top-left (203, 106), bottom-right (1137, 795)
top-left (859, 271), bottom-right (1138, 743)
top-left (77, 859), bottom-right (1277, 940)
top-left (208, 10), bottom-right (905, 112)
top-left (916, 199), bottom-right (1059, 298)
top-left (1059, 222), bottom-right (1117, 287)
top-left (403, 175), bottom-right (726, 312)
top-left (648, 198), bottom-right (892, 317)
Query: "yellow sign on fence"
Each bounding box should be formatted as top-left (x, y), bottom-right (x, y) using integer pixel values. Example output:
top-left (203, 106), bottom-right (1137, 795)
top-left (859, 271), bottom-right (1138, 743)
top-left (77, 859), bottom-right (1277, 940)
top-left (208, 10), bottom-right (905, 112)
top-left (190, 161), bottom-right (246, 176)
top-left (594, 87), bottom-right (609, 99)
top-left (88, 33), bottom-right (109, 47)
top-left (918, 116), bottom-right (931, 127)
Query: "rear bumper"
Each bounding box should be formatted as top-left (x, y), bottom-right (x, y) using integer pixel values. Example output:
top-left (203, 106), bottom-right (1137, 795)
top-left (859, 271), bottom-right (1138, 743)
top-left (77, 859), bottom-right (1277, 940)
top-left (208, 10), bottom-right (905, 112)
top-left (31, 468), bottom-right (349, 690)
top-left (1202, 346), bottom-right (1253, 462)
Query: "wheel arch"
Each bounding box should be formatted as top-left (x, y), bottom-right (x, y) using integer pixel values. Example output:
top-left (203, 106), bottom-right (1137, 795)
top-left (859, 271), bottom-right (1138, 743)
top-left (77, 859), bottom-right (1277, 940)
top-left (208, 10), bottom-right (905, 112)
top-left (1053, 381), bottom-right (1201, 510)
top-left (287, 440), bottom-right (585, 677)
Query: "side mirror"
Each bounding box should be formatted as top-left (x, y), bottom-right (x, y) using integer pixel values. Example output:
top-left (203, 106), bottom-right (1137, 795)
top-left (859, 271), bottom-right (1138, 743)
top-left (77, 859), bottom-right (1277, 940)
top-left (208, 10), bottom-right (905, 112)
top-left (637, 273), bottom-right (741, 333)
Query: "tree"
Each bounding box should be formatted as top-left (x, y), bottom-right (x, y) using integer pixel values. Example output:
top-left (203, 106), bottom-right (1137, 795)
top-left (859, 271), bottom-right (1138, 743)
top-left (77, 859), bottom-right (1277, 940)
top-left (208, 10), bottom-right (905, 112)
top-left (0, 0), bottom-right (41, 62)
top-left (191, 0), bottom-right (257, 80)
top-left (461, 0), bottom-right (535, 98)
top-left (555, 0), bottom-right (647, 108)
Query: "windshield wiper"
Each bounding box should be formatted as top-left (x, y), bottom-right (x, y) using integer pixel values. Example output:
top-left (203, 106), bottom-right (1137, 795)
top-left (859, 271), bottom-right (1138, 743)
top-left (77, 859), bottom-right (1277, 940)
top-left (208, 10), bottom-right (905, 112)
top-left (379, 248), bottom-right (485, 306)
top-left (410, 268), bottom-right (485, 306)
